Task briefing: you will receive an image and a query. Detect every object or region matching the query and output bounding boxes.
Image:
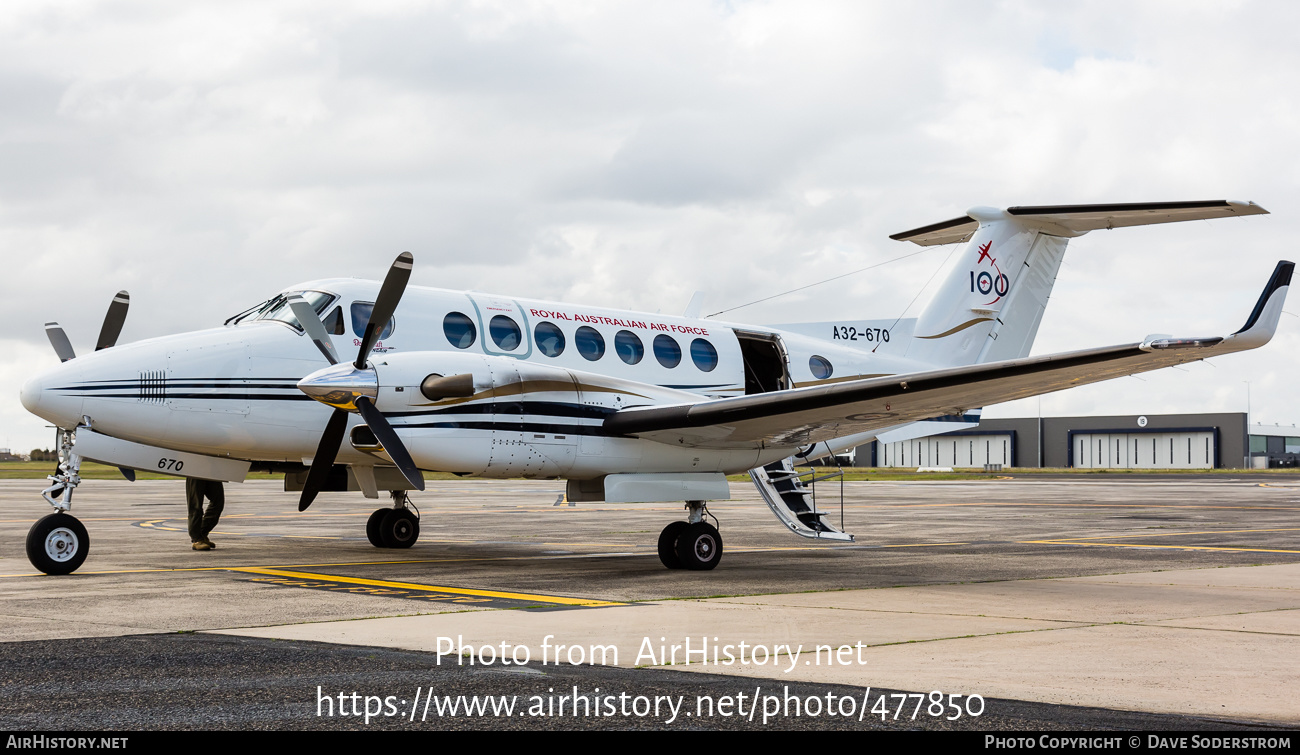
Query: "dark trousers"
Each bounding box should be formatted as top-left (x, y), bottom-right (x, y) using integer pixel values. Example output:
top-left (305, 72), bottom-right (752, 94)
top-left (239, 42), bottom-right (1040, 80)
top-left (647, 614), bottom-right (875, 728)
top-left (186, 478), bottom-right (225, 542)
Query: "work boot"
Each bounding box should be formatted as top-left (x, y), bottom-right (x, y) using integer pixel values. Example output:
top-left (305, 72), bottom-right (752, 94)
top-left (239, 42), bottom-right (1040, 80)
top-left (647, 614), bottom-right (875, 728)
top-left (202, 538), bottom-right (217, 549)
top-left (192, 541), bottom-right (213, 551)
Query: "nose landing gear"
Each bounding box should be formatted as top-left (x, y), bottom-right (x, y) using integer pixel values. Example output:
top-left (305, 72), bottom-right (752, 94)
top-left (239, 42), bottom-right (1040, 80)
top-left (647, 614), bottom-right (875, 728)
top-left (28, 426), bottom-right (90, 575)
top-left (366, 491), bottom-right (420, 548)
top-left (657, 501), bottom-right (722, 571)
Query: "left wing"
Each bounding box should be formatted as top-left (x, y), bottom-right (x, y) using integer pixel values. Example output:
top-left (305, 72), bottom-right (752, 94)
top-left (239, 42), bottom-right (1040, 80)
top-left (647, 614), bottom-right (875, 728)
top-left (605, 261), bottom-right (1292, 450)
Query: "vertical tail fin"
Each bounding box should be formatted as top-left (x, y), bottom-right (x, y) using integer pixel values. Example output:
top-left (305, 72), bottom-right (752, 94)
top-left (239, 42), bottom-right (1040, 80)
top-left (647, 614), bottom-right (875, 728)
top-left (894, 200), bottom-right (1268, 369)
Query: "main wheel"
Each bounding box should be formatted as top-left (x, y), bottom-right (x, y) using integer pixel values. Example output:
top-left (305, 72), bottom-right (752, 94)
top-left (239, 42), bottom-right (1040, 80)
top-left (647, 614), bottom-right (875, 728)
top-left (365, 508), bottom-right (388, 547)
top-left (657, 521), bottom-right (689, 569)
top-left (674, 522), bottom-right (722, 571)
top-left (378, 509), bottom-right (420, 549)
top-left (27, 513), bottom-right (90, 575)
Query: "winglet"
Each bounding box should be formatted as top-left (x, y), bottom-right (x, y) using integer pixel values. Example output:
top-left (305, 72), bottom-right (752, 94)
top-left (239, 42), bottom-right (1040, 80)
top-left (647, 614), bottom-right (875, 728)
top-left (1230, 260), bottom-right (1293, 345)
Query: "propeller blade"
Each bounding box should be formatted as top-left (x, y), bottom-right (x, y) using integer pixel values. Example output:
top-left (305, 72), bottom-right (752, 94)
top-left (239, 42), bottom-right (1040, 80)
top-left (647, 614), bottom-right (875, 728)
top-left (354, 395), bottom-right (425, 491)
top-left (299, 408), bottom-right (349, 511)
top-left (45, 323), bottom-right (76, 362)
top-left (95, 291), bottom-right (130, 351)
top-left (286, 294), bottom-right (340, 365)
top-left (355, 252), bottom-right (413, 369)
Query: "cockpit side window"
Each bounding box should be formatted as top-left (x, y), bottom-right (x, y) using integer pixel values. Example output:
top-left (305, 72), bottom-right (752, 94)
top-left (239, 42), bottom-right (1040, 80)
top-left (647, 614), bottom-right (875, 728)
top-left (250, 290), bottom-right (337, 331)
top-left (350, 301), bottom-right (396, 340)
top-left (322, 306), bottom-right (345, 335)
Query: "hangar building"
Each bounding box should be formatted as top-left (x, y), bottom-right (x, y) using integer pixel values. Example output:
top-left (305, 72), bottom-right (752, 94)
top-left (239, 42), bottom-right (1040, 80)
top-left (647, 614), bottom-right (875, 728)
top-left (858, 412), bottom-right (1299, 470)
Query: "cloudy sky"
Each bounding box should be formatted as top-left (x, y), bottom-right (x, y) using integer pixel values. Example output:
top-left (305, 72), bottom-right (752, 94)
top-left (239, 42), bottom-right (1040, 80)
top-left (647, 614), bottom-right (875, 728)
top-left (2, 0), bottom-right (1297, 454)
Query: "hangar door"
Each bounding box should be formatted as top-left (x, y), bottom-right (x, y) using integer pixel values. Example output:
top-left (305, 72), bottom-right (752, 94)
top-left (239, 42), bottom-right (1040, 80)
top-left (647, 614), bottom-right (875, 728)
top-left (1073, 431), bottom-right (1215, 469)
top-left (877, 434), bottom-right (1012, 468)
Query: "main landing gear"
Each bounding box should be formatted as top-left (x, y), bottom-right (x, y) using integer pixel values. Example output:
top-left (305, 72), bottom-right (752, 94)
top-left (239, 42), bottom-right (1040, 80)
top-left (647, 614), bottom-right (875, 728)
top-left (657, 501), bottom-right (722, 571)
top-left (366, 490), bottom-right (420, 549)
top-left (28, 426), bottom-right (91, 575)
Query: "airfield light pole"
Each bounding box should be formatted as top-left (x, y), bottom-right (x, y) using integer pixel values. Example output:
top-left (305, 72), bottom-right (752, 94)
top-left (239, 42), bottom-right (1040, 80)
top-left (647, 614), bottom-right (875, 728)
top-left (1037, 396), bottom-right (1043, 469)
top-left (1244, 381), bottom-right (1252, 469)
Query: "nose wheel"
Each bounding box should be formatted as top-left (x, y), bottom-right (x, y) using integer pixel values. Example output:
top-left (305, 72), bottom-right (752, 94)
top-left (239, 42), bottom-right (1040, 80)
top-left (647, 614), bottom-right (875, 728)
top-left (365, 492), bottom-right (420, 548)
top-left (657, 502), bottom-right (722, 571)
top-left (27, 513), bottom-right (90, 575)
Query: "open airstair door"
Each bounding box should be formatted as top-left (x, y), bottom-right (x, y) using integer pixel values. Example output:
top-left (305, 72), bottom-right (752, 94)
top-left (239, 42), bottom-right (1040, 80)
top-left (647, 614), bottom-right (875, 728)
top-left (750, 457), bottom-right (854, 542)
top-left (734, 330), bottom-right (789, 394)
top-left (735, 329), bottom-right (853, 540)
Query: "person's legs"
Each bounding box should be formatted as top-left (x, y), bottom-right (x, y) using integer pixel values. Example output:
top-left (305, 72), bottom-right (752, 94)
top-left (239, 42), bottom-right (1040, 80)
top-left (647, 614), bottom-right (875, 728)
top-left (200, 481), bottom-right (224, 542)
top-left (186, 479), bottom-right (211, 550)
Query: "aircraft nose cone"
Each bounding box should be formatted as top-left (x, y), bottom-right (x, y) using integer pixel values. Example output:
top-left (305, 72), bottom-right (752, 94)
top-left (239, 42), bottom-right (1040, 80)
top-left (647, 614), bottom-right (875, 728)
top-left (19, 363), bottom-right (85, 428)
top-left (19, 374), bottom-right (43, 415)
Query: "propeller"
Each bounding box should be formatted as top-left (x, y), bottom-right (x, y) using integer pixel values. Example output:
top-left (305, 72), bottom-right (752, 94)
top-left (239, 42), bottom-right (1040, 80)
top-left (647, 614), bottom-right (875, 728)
top-left (96, 291), bottom-right (131, 351)
top-left (295, 252), bottom-right (425, 511)
top-left (45, 291), bottom-right (131, 362)
top-left (43, 292), bottom-right (140, 482)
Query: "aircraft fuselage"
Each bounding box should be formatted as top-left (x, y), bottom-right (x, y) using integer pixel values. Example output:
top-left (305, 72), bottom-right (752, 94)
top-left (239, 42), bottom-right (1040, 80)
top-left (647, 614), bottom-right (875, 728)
top-left (21, 278), bottom-right (925, 478)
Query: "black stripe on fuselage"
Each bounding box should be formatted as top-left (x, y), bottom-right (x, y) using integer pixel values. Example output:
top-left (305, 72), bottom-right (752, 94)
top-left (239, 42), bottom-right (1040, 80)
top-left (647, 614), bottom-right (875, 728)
top-left (386, 401), bottom-right (616, 420)
top-left (54, 383), bottom-right (305, 392)
top-left (56, 391), bottom-right (315, 401)
top-left (389, 420), bottom-right (613, 436)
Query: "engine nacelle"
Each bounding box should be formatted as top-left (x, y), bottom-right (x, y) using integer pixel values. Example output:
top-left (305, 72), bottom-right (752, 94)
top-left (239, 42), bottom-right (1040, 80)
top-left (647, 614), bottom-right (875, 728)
top-left (365, 351), bottom-right (705, 477)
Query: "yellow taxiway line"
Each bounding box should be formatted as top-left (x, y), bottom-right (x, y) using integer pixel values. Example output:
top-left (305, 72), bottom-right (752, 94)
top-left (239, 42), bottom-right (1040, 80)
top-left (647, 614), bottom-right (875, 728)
top-left (1024, 527), bottom-right (1300, 555)
top-left (1022, 540), bottom-right (1300, 555)
top-left (230, 566), bottom-right (621, 606)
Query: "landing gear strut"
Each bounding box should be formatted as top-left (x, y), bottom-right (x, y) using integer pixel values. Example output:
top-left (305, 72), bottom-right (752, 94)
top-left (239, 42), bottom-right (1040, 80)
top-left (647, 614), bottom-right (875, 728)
top-left (28, 426), bottom-right (91, 575)
top-left (657, 501), bottom-right (722, 571)
top-left (366, 490), bottom-right (420, 549)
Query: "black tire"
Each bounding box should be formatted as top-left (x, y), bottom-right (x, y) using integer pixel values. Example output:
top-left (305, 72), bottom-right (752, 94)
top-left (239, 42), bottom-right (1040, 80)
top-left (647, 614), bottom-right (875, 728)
top-left (379, 509), bottom-right (420, 549)
top-left (26, 513), bottom-right (90, 575)
top-left (674, 522), bottom-right (722, 571)
top-left (365, 509), bottom-right (388, 547)
top-left (657, 521), bottom-right (689, 569)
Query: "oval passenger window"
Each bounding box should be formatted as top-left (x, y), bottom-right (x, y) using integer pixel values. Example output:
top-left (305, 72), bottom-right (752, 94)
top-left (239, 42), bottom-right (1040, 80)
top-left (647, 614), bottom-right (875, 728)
top-left (535, 322), bottom-right (566, 357)
top-left (653, 334), bottom-right (681, 368)
top-left (443, 312), bottom-right (477, 349)
top-left (809, 355), bottom-right (833, 380)
top-left (489, 315), bottom-right (522, 351)
top-left (615, 330), bottom-right (644, 365)
top-left (690, 338), bottom-right (718, 372)
top-left (575, 326), bottom-right (605, 361)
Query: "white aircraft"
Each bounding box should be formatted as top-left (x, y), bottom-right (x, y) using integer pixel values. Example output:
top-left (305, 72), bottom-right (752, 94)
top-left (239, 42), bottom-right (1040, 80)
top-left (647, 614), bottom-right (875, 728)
top-left (19, 200), bottom-right (1291, 575)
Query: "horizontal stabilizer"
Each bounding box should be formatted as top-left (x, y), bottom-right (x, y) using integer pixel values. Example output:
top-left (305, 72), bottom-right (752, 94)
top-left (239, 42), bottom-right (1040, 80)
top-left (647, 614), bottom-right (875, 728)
top-left (892, 200), bottom-right (1268, 246)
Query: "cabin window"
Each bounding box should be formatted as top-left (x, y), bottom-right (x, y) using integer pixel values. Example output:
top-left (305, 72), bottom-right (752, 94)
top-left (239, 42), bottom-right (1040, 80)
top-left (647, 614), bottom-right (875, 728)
top-left (653, 334), bottom-right (681, 368)
top-left (350, 301), bottom-right (395, 340)
top-left (690, 338), bottom-right (718, 372)
top-left (443, 312), bottom-right (477, 349)
top-left (809, 355), bottom-right (833, 380)
top-left (615, 330), bottom-right (644, 365)
top-left (575, 326), bottom-right (605, 361)
top-left (535, 322), bottom-right (565, 357)
top-left (489, 315), bottom-right (522, 351)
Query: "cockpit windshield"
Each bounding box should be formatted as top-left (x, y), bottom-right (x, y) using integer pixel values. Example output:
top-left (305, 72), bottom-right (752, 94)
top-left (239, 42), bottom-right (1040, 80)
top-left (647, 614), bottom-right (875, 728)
top-left (226, 290), bottom-right (336, 330)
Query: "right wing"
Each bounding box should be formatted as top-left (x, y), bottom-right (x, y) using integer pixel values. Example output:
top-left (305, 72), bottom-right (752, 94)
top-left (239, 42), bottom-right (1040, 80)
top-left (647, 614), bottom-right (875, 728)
top-left (605, 261), bottom-right (1292, 450)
